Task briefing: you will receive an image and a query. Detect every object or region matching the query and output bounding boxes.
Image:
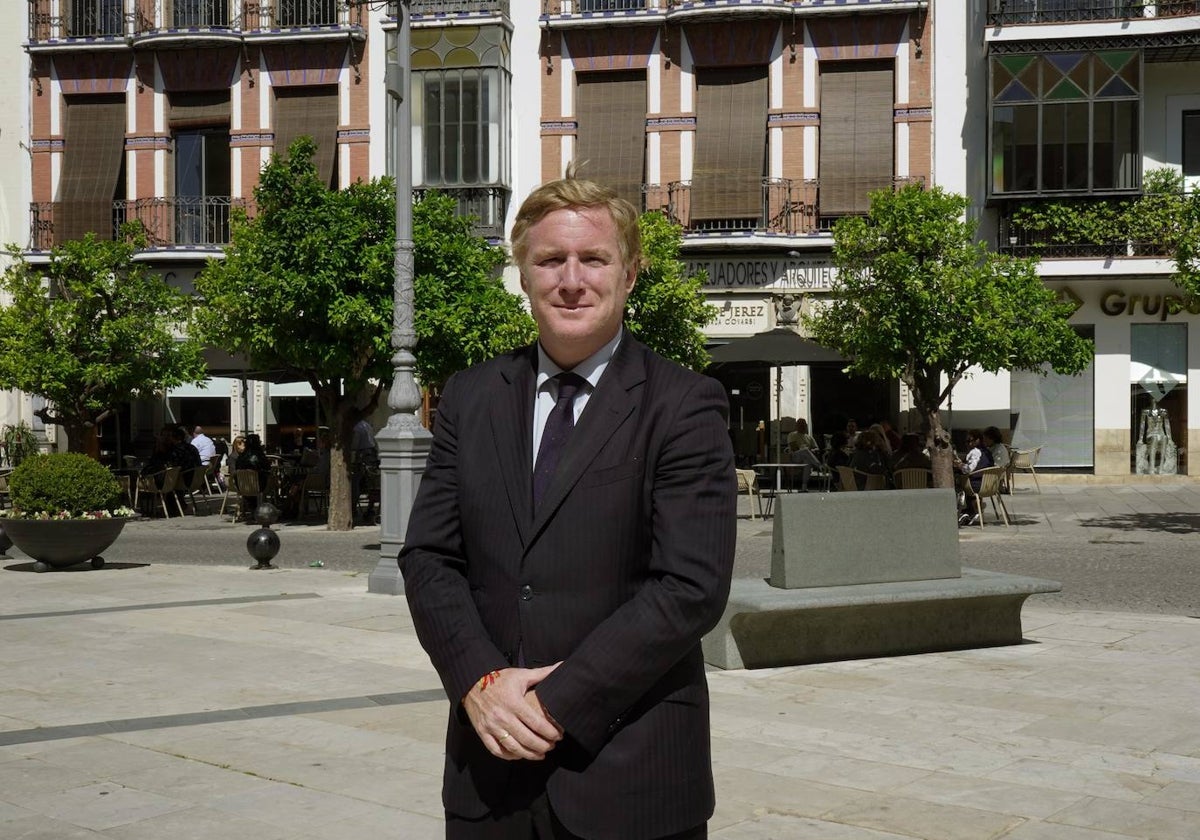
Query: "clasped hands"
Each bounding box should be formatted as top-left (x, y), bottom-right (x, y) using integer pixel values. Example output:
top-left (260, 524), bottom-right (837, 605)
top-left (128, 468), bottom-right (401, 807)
top-left (463, 663), bottom-right (563, 761)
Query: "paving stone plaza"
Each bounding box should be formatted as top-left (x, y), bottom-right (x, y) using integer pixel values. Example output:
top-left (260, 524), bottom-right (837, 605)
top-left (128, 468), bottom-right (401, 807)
top-left (0, 483), bottom-right (1197, 838)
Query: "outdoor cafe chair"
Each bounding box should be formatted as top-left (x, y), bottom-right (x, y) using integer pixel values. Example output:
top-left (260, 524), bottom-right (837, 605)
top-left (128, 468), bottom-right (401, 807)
top-left (836, 466), bottom-right (885, 491)
top-left (962, 466), bottom-right (1010, 528)
top-left (234, 469), bottom-right (265, 520)
top-left (219, 469), bottom-right (240, 519)
top-left (835, 465), bottom-right (859, 491)
top-left (203, 456), bottom-right (223, 495)
top-left (297, 471), bottom-right (330, 519)
top-left (134, 467), bottom-right (184, 518)
top-left (1007, 445), bottom-right (1043, 494)
top-left (893, 467), bottom-right (933, 490)
top-left (183, 467), bottom-right (213, 514)
top-left (735, 468), bottom-right (766, 519)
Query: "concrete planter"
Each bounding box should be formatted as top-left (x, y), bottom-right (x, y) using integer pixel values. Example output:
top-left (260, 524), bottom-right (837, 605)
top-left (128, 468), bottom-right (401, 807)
top-left (2, 517), bottom-right (130, 572)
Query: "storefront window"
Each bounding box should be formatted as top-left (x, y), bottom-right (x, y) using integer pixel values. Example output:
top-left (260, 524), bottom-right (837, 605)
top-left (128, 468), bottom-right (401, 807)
top-left (1130, 324), bottom-right (1187, 475)
top-left (1011, 326), bottom-right (1094, 468)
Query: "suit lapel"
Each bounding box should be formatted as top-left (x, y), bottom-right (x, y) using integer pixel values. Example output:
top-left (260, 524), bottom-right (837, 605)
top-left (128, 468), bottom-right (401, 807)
top-left (528, 337), bottom-right (646, 543)
top-left (491, 348), bottom-right (536, 548)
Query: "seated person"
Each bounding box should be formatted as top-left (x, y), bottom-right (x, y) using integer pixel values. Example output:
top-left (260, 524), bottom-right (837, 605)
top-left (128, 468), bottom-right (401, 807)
top-left (826, 431), bottom-right (852, 490)
top-left (235, 433), bottom-right (273, 517)
top-left (786, 418), bottom-right (819, 454)
top-left (849, 428), bottom-right (889, 482)
top-left (984, 426), bottom-right (1010, 471)
top-left (892, 433), bottom-right (932, 472)
top-left (955, 429), bottom-right (995, 525)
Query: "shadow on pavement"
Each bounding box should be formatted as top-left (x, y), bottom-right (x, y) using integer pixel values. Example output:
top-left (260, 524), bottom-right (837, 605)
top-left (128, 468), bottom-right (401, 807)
top-left (1078, 512), bottom-right (1200, 535)
top-left (2, 562), bottom-right (150, 573)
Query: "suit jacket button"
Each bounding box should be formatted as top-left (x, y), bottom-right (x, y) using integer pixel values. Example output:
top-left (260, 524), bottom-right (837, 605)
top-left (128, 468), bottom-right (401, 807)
top-left (520, 584), bottom-right (533, 601)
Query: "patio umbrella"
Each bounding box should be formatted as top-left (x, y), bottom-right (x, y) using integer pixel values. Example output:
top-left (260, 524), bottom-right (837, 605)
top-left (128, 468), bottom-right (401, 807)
top-left (708, 327), bottom-right (847, 462)
top-left (708, 327), bottom-right (846, 366)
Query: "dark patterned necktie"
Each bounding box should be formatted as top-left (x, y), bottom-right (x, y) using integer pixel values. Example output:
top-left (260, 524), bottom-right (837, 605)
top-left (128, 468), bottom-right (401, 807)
top-left (533, 372), bottom-right (586, 508)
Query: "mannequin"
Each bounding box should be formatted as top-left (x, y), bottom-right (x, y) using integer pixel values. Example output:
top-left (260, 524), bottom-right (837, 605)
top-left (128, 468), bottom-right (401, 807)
top-left (1135, 398), bottom-right (1177, 475)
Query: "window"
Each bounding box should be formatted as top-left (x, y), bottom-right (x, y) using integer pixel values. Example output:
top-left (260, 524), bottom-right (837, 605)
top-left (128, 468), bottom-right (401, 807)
top-left (274, 86), bottom-right (339, 188)
top-left (173, 0), bottom-right (231, 28)
top-left (818, 61), bottom-right (894, 217)
top-left (412, 67), bottom-right (508, 188)
top-left (1184, 111), bottom-right (1200, 177)
top-left (574, 71), bottom-right (646, 209)
top-left (692, 66), bottom-right (768, 226)
top-left (990, 51), bottom-right (1141, 196)
top-left (1130, 323), bottom-right (1187, 475)
top-left (56, 95), bottom-right (126, 244)
top-left (170, 91), bottom-right (231, 245)
top-left (1011, 325), bottom-right (1095, 469)
top-left (68, 0), bottom-right (123, 37)
top-left (276, 0), bottom-right (338, 27)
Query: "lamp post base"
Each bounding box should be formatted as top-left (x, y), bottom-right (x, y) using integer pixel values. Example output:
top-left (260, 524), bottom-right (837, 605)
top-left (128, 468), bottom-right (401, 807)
top-left (369, 420), bottom-right (432, 595)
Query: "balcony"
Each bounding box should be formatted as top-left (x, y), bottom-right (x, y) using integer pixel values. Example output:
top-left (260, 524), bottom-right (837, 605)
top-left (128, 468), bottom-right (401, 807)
top-left (29, 0), bottom-right (128, 42)
top-left (996, 189), bottom-right (1196, 259)
top-left (29, 1), bottom-right (366, 44)
top-left (987, 1), bottom-right (1199, 27)
top-left (651, 177), bottom-right (923, 237)
top-left (406, 0), bottom-right (511, 16)
top-left (244, 0), bottom-right (359, 30)
top-left (413, 186), bottom-right (510, 241)
top-left (29, 198), bottom-right (246, 251)
top-left (541, 0), bottom-right (922, 18)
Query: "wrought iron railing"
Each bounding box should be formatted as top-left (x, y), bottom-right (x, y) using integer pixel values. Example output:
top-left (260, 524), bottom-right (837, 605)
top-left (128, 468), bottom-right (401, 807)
top-left (987, 1), bottom-right (1198, 26)
top-left (28, 197), bottom-right (246, 251)
top-left (656, 176), bottom-right (923, 236)
top-left (28, 0), bottom-right (129, 40)
top-left (241, 0), bottom-right (362, 30)
top-left (132, 0), bottom-right (239, 33)
top-left (996, 193), bottom-right (1195, 258)
top-left (542, 0), bottom-right (658, 13)
top-left (408, 0), bottom-right (511, 15)
top-left (413, 186), bottom-right (510, 240)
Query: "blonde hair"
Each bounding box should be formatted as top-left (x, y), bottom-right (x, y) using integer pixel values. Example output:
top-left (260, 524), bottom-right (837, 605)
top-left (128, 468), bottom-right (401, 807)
top-left (510, 174), bottom-right (642, 271)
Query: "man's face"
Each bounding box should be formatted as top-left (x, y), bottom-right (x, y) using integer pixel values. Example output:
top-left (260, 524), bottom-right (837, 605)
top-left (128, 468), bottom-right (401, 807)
top-left (519, 206), bottom-right (636, 370)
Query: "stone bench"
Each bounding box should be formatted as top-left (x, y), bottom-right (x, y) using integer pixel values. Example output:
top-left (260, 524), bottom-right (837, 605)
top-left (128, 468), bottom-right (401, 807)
top-left (703, 489), bottom-right (1062, 670)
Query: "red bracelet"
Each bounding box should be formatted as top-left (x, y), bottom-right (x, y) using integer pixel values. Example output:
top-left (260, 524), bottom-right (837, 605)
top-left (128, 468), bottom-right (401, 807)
top-left (478, 670), bottom-right (501, 692)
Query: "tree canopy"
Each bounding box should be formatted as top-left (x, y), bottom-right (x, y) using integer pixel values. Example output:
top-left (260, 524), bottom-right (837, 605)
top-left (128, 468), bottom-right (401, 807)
top-left (196, 138), bottom-right (535, 528)
top-left (413, 192), bottom-right (536, 389)
top-left (627, 211), bottom-right (716, 371)
top-left (0, 224), bottom-right (206, 455)
top-left (805, 184), bottom-right (1092, 487)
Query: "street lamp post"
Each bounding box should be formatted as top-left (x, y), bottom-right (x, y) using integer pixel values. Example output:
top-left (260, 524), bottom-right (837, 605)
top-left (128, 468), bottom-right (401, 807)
top-left (369, 0), bottom-right (431, 594)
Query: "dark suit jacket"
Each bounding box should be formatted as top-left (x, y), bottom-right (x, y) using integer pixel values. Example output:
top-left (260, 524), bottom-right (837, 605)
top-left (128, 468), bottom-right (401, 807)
top-left (400, 336), bottom-right (736, 840)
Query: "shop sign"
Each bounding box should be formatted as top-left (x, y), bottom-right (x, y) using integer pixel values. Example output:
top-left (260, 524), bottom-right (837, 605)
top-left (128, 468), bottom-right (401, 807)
top-left (1099, 290), bottom-right (1200, 321)
top-left (687, 257), bottom-right (837, 292)
top-left (706, 298), bottom-right (771, 336)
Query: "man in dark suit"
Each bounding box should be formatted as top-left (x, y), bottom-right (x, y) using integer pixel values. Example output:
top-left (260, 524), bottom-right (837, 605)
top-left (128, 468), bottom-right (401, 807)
top-left (400, 176), bottom-right (737, 839)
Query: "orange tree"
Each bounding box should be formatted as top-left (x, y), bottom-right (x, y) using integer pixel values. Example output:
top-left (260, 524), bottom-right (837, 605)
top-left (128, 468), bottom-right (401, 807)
top-left (806, 185), bottom-right (1092, 488)
top-left (0, 224), bottom-right (205, 457)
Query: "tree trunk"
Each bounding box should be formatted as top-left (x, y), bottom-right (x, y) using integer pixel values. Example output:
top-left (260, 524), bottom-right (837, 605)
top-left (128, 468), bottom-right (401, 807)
top-left (61, 418), bottom-right (101, 459)
top-left (327, 436), bottom-right (354, 531)
top-left (321, 394), bottom-right (355, 532)
top-left (907, 375), bottom-right (956, 490)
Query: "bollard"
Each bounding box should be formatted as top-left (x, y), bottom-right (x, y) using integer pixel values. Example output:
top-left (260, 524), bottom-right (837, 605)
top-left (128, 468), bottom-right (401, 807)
top-left (247, 502), bottom-right (281, 570)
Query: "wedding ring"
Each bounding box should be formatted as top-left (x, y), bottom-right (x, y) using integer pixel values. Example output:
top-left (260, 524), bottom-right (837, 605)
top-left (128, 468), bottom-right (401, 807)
top-left (498, 731), bottom-right (511, 742)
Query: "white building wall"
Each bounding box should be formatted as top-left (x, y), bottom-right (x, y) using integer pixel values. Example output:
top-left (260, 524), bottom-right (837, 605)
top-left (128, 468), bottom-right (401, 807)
top-left (0, 1), bottom-right (30, 428)
top-left (1143, 61), bottom-right (1200, 186)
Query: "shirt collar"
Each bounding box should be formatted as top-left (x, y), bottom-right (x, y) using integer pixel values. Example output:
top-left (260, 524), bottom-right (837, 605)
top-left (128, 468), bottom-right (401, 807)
top-left (535, 327), bottom-right (623, 393)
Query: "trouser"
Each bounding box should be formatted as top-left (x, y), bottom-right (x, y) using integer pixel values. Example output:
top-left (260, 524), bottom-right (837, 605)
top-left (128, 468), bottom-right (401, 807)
top-left (446, 796), bottom-right (706, 840)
